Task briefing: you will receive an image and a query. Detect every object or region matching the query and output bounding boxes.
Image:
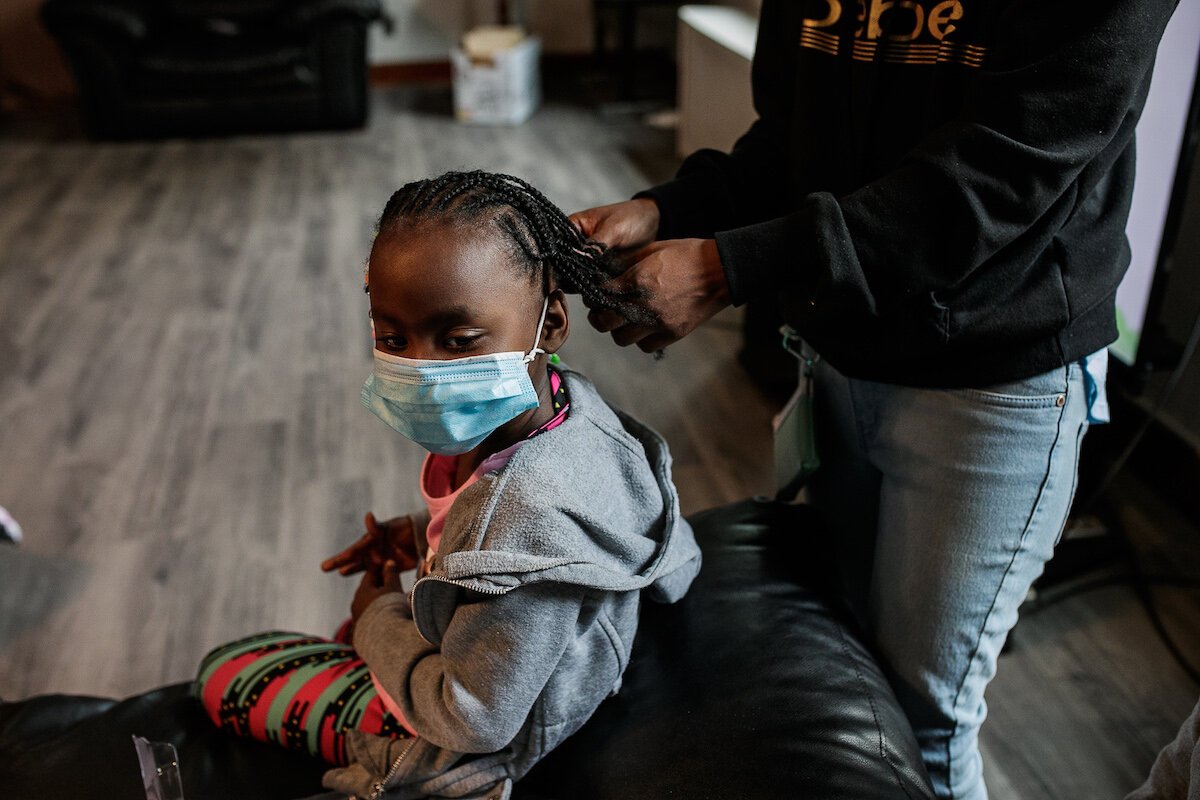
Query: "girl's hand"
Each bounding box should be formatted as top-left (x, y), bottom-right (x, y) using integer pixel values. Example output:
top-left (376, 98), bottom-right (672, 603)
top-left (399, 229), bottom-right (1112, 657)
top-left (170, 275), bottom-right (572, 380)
top-left (351, 560), bottom-right (404, 623)
top-left (321, 513), bottom-right (418, 580)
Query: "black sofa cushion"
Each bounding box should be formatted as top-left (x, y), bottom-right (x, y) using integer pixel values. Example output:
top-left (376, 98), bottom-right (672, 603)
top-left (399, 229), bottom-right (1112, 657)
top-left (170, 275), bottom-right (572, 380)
top-left (0, 499), bottom-right (934, 799)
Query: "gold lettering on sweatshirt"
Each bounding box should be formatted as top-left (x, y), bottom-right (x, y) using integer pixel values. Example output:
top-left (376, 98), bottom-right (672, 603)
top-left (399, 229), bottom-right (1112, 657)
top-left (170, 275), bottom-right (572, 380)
top-left (800, 0), bottom-right (985, 67)
top-left (927, 0), bottom-right (963, 39)
top-left (803, 0), bottom-right (842, 28)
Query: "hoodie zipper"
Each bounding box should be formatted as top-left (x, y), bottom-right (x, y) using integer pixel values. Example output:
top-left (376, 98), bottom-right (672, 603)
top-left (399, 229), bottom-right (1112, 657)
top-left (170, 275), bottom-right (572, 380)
top-left (411, 572), bottom-right (509, 599)
top-left (361, 736), bottom-right (419, 800)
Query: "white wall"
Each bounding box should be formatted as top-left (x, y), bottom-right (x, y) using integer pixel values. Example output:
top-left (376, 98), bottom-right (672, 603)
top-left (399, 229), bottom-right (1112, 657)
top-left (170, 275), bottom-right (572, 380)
top-left (370, 0), bottom-right (452, 64)
top-left (370, 0), bottom-right (598, 64)
top-left (676, 6), bottom-right (758, 157)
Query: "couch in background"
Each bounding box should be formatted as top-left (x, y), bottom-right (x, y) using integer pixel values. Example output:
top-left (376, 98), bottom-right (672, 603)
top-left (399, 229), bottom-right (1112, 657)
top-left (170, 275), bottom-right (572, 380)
top-left (40, 0), bottom-right (385, 140)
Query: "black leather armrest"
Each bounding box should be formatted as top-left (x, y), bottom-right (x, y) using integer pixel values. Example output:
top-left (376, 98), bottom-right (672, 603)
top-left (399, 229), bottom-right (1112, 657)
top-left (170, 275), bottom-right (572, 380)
top-left (41, 0), bottom-right (148, 42)
top-left (283, 0), bottom-right (385, 30)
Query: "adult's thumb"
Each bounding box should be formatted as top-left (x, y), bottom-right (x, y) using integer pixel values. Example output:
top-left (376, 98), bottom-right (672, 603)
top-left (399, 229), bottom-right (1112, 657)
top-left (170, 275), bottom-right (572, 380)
top-left (568, 208), bottom-right (599, 238)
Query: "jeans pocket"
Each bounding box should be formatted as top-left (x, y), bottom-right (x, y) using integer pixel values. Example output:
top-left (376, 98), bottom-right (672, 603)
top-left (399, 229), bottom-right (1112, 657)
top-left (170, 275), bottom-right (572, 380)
top-left (954, 365), bottom-right (1069, 410)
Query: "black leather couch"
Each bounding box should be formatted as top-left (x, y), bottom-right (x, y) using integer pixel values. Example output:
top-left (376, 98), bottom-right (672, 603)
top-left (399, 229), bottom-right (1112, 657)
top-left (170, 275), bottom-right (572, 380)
top-left (0, 499), bottom-right (935, 799)
top-left (40, 0), bottom-right (385, 140)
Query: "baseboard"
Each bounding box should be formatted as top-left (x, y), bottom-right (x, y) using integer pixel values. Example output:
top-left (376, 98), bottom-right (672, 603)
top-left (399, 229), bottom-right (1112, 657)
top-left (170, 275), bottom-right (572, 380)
top-left (368, 52), bottom-right (654, 88)
top-left (369, 61), bottom-right (452, 85)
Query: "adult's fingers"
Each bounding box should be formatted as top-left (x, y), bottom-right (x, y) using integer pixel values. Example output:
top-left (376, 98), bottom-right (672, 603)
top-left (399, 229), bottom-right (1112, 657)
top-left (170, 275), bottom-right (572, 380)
top-left (588, 308), bottom-right (626, 333)
top-left (637, 331), bottom-right (678, 353)
top-left (568, 209), bottom-right (598, 238)
top-left (569, 205), bottom-right (627, 246)
top-left (569, 199), bottom-right (660, 254)
top-left (611, 323), bottom-right (657, 349)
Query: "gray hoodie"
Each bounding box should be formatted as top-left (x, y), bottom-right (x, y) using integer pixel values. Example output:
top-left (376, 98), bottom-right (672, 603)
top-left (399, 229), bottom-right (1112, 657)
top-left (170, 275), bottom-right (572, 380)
top-left (322, 368), bottom-right (702, 800)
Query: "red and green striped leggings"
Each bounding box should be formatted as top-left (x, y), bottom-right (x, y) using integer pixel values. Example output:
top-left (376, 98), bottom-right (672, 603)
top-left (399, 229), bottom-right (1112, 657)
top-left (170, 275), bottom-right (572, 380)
top-left (192, 629), bottom-right (409, 766)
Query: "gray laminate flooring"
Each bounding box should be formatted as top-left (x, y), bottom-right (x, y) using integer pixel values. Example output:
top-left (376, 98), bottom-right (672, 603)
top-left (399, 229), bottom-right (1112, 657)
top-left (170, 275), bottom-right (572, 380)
top-left (0, 85), bottom-right (1196, 800)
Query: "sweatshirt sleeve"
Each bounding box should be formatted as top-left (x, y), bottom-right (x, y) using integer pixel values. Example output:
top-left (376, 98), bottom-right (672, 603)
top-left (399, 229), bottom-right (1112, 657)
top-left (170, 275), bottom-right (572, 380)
top-left (657, 0), bottom-right (1178, 312)
top-left (353, 583), bottom-right (582, 754)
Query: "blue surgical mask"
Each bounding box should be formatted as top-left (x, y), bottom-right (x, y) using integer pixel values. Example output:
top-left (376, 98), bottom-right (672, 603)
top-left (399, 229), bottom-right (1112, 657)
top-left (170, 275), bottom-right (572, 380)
top-left (360, 299), bottom-right (550, 455)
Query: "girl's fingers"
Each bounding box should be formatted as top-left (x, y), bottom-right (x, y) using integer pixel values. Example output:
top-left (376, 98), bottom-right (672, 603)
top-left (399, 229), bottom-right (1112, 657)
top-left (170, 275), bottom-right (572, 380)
top-left (321, 551), bottom-right (354, 571)
top-left (324, 513), bottom-right (395, 574)
top-left (389, 521), bottom-right (416, 557)
top-left (321, 540), bottom-right (366, 571)
top-left (322, 530), bottom-right (381, 571)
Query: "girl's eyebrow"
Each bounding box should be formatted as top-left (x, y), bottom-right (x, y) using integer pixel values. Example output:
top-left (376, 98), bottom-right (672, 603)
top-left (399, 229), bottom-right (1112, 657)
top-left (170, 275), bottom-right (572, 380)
top-left (423, 306), bottom-right (478, 326)
top-left (372, 306), bottom-right (480, 330)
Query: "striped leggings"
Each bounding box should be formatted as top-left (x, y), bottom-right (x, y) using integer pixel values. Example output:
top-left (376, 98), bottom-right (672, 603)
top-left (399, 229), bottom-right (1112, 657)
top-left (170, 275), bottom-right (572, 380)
top-left (192, 628), bottom-right (409, 766)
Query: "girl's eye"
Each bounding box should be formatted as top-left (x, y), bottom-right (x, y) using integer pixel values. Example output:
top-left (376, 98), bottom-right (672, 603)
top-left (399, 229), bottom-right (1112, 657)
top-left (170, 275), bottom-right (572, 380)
top-left (444, 335), bottom-right (481, 351)
top-left (379, 336), bottom-right (405, 351)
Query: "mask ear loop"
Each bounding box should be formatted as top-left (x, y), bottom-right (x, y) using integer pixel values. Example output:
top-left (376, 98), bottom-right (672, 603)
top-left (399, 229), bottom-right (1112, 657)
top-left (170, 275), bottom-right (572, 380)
top-left (523, 296), bottom-right (551, 364)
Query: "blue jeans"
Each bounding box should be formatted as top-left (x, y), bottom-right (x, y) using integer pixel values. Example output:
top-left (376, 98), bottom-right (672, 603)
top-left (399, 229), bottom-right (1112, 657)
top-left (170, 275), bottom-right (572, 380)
top-left (806, 357), bottom-right (1098, 800)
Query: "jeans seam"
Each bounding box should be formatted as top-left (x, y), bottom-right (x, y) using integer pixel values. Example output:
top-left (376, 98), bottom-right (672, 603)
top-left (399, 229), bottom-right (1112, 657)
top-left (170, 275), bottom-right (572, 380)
top-left (943, 374), bottom-right (1073, 794)
top-left (847, 376), bottom-right (871, 454)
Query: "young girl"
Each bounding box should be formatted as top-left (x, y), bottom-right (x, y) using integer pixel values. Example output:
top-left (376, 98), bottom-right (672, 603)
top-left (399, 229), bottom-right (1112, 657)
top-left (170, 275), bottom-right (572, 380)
top-left (193, 171), bottom-right (702, 799)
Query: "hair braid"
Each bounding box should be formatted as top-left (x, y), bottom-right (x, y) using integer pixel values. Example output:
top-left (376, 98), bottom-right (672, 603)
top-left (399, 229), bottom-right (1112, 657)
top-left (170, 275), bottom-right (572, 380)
top-left (373, 170), bottom-right (658, 326)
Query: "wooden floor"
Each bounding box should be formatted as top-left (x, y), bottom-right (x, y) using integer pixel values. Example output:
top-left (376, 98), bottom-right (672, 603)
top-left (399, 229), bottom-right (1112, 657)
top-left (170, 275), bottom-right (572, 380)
top-left (1, 85), bottom-right (1197, 800)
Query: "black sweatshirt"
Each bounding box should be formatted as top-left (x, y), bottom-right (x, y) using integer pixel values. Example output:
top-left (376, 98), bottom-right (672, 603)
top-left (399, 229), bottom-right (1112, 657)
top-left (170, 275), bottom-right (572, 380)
top-left (642, 0), bottom-right (1181, 387)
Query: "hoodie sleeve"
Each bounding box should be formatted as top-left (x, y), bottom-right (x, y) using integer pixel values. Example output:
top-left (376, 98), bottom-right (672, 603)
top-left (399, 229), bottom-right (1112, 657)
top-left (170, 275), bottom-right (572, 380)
top-left (644, 0), bottom-right (1178, 312)
top-left (353, 583), bottom-right (582, 754)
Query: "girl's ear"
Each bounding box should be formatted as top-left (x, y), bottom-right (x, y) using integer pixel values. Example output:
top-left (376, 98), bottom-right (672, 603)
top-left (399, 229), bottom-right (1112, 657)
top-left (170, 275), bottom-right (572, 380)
top-left (540, 289), bottom-right (570, 354)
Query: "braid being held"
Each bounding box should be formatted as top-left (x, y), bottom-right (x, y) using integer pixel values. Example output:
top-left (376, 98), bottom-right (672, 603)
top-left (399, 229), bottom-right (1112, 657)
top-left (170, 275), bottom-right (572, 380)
top-left (372, 170), bottom-right (658, 327)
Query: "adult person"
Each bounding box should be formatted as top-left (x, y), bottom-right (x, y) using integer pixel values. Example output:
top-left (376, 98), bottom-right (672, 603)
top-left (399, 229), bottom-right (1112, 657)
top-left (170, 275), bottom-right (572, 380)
top-left (571, 1), bottom-right (1181, 798)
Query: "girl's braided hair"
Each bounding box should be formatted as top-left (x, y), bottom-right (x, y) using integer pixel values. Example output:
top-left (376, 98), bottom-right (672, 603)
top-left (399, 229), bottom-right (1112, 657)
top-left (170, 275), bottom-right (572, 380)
top-left (372, 170), bottom-right (656, 326)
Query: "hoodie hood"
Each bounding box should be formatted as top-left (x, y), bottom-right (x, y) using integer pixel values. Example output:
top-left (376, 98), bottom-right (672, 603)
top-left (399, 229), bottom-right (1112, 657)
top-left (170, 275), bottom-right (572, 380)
top-left (411, 367), bottom-right (701, 646)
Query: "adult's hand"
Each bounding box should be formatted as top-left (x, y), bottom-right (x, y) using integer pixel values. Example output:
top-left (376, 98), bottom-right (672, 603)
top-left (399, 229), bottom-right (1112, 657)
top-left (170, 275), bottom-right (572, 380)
top-left (321, 512), bottom-right (418, 580)
top-left (569, 198), bottom-right (660, 261)
top-left (588, 238), bottom-right (732, 353)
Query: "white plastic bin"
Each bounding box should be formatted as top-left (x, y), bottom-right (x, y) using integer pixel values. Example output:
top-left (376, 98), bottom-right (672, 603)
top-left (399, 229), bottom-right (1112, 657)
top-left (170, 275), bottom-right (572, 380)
top-left (451, 33), bottom-right (542, 125)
